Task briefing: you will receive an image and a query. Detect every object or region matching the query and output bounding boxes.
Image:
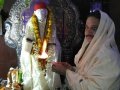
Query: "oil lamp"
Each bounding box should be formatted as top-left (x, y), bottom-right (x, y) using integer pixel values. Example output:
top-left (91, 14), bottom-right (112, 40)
top-left (38, 39), bottom-right (48, 70)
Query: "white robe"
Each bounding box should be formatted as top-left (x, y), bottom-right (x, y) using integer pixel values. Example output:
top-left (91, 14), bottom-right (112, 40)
top-left (20, 15), bottom-right (62, 90)
top-left (66, 11), bottom-right (120, 90)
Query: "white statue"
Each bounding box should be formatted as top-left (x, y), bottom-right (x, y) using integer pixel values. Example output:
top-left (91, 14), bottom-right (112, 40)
top-left (20, 2), bottom-right (62, 90)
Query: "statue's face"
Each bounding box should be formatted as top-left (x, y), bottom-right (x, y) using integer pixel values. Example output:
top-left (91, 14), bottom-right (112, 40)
top-left (34, 9), bottom-right (48, 22)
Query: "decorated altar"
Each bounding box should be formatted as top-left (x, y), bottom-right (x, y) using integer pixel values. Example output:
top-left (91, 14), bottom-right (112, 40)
top-left (3, 0), bottom-right (82, 89)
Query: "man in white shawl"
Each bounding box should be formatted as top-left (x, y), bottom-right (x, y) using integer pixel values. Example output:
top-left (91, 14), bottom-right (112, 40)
top-left (20, 2), bottom-right (61, 90)
top-left (52, 10), bottom-right (120, 90)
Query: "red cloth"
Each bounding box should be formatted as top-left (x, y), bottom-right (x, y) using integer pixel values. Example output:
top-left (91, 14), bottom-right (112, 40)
top-left (34, 2), bottom-right (46, 10)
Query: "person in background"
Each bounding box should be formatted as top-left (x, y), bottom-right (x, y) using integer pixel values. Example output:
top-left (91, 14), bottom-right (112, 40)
top-left (52, 10), bottom-right (120, 90)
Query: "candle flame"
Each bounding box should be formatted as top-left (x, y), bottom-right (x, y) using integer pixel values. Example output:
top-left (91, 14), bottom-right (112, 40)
top-left (38, 39), bottom-right (48, 59)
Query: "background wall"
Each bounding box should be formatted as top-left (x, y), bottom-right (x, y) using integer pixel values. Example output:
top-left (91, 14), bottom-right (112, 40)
top-left (0, 36), bottom-right (17, 79)
top-left (109, 0), bottom-right (120, 51)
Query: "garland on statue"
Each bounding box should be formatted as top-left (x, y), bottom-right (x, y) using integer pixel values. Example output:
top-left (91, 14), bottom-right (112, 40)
top-left (31, 9), bottom-right (52, 54)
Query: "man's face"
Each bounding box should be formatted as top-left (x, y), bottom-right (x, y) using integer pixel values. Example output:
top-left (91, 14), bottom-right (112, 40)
top-left (85, 16), bottom-right (99, 43)
top-left (34, 9), bottom-right (48, 22)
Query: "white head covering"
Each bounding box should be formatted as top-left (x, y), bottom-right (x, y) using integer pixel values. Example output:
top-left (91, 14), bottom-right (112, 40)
top-left (75, 10), bottom-right (120, 71)
top-left (66, 10), bottom-right (120, 90)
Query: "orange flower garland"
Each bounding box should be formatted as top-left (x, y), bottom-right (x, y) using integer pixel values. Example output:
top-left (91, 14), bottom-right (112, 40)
top-left (31, 9), bottom-right (52, 54)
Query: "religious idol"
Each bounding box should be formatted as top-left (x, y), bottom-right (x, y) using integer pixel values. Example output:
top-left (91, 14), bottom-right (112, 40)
top-left (20, 1), bottom-right (62, 90)
top-left (6, 67), bottom-right (23, 90)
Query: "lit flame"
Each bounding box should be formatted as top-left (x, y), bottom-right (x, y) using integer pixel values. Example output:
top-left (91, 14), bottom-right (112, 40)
top-left (38, 39), bottom-right (48, 59)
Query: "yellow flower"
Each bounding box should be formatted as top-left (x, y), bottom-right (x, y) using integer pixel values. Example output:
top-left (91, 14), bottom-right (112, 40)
top-left (31, 9), bottom-right (52, 54)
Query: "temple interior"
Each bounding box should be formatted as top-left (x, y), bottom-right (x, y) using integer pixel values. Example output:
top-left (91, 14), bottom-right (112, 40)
top-left (0, 0), bottom-right (120, 89)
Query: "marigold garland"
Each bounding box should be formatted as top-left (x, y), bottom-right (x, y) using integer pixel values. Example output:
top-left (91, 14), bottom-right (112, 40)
top-left (31, 9), bottom-right (52, 54)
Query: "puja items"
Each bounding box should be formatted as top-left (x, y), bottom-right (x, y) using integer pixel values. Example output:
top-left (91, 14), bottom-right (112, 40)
top-left (38, 39), bottom-right (48, 70)
top-left (6, 67), bottom-right (23, 90)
